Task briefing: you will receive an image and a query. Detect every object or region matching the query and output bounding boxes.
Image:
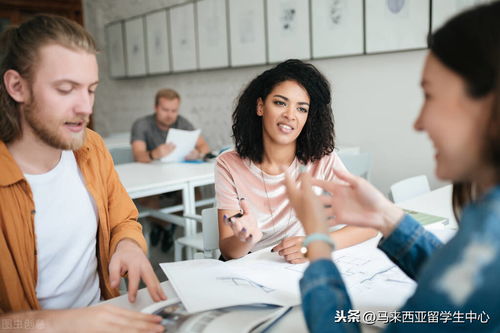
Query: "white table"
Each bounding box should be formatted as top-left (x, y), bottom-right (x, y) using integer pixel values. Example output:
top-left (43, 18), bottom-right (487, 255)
top-left (106, 185), bottom-right (455, 332)
top-left (398, 184), bottom-right (457, 229)
top-left (103, 132), bottom-right (130, 149)
top-left (115, 161), bottom-right (215, 258)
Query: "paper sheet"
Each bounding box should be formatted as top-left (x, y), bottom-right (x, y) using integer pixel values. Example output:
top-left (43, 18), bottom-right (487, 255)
top-left (161, 128), bottom-right (201, 162)
top-left (161, 237), bottom-right (421, 315)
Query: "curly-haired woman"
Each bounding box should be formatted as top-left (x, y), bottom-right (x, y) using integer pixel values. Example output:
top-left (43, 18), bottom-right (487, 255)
top-left (215, 59), bottom-right (377, 262)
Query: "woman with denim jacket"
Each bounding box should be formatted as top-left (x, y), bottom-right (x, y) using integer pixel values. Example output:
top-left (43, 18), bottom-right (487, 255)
top-left (283, 2), bottom-right (500, 332)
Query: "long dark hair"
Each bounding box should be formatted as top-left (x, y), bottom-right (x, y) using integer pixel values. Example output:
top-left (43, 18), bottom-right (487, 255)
top-left (428, 2), bottom-right (500, 219)
top-left (232, 59), bottom-right (335, 164)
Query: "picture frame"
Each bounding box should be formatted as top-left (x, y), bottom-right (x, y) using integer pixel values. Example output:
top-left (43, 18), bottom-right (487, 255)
top-left (266, 0), bottom-right (311, 63)
top-left (365, 0), bottom-right (429, 54)
top-left (431, 0), bottom-right (489, 32)
top-left (196, 0), bottom-right (229, 69)
top-left (311, 0), bottom-right (364, 58)
top-left (169, 3), bottom-right (198, 72)
top-left (145, 10), bottom-right (171, 74)
top-left (227, 0), bottom-right (266, 67)
top-left (124, 16), bottom-right (147, 76)
top-left (105, 21), bottom-right (127, 78)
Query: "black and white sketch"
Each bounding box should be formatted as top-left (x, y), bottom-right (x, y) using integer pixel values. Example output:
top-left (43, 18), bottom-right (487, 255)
top-left (266, 0), bottom-right (310, 63)
top-left (228, 0), bottom-right (266, 67)
top-left (145, 10), bottom-right (171, 74)
top-left (169, 3), bottom-right (198, 72)
top-left (311, 0), bottom-right (363, 58)
top-left (124, 17), bottom-right (147, 76)
top-left (365, 0), bottom-right (429, 53)
top-left (105, 22), bottom-right (126, 78)
top-left (432, 0), bottom-right (489, 31)
top-left (196, 0), bottom-right (229, 69)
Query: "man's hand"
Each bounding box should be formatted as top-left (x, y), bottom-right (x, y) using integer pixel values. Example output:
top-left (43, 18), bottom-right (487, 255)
top-left (151, 143), bottom-right (175, 160)
top-left (44, 304), bottom-right (164, 333)
top-left (184, 149), bottom-right (201, 161)
top-left (109, 239), bottom-right (166, 303)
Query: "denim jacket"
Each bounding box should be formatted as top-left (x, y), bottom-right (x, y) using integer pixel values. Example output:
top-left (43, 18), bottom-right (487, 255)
top-left (300, 185), bottom-right (500, 333)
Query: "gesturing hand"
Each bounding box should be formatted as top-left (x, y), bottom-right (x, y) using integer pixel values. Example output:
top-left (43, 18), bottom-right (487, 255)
top-left (311, 168), bottom-right (404, 237)
top-left (224, 199), bottom-right (263, 244)
top-left (109, 239), bottom-right (167, 303)
top-left (283, 169), bottom-right (329, 236)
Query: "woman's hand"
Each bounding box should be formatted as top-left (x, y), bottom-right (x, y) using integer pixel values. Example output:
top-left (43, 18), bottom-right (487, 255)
top-left (224, 199), bottom-right (263, 244)
top-left (272, 236), bottom-right (307, 264)
top-left (283, 169), bottom-right (329, 235)
top-left (311, 168), bottom-right (404, 237)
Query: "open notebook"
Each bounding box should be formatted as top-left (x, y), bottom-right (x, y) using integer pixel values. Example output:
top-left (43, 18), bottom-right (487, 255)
top-left (403, 209), bottom-right (448, 227)
top-left (141, 298), bottom-right (290, 333)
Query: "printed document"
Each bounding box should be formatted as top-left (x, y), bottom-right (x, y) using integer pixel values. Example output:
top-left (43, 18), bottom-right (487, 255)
top-left (161, 128), bottom-right (201, 162)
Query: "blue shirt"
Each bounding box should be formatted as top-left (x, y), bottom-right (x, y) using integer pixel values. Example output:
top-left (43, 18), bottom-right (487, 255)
top-left (300, 185), bottom-right (500, 332)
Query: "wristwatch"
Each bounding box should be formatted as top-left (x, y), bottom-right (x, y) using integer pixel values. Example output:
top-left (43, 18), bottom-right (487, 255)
top-left (300, 233), bottom-right (336, 258)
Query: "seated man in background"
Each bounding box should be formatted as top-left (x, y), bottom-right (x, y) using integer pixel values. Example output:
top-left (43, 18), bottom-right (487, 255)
top-left (131, 89), bottom-right (212, 253)
top-left (0, 14), bottom-right (165, 332)
top-left (131, 88), bottom-right (210, 162)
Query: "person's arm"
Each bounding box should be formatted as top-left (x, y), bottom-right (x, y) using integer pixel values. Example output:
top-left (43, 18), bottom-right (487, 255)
top-left (131, 140), bottom-right (151, 163)
top-left (195, 136), bottom-right (210, 155)
top-left (0, 305), bottom-right (164, 333)
top-left (283, 170), bottom-right (360, 333)
top-left (378, 214), bottom-right (443, 279)
top-left (131, 140), bottom-right (175, 163)
top-left (102, 139), bottom-right (166, 303)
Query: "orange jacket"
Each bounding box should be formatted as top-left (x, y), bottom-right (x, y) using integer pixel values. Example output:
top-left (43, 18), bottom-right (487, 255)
top-left (0, 129), bottom-right (147, 313)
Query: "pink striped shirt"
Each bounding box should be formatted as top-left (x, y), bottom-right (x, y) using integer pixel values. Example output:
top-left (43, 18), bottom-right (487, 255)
top-left (215, 150), bottom-right (347, 251)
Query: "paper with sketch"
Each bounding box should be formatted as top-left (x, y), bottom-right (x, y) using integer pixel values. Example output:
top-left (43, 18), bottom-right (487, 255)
top-left (161, 237), bottom-right (418, 315)
top-left (160, 249), bottom-right (303, 313)
top-left (161, 128), bottom-right (201, 162)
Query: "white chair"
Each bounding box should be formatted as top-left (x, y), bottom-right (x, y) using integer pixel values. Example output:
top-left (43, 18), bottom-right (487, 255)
top-left (109, 146), bottom-right (134, 165)
top-left (390, 175), bottom-right (430, 203)
top-left (337, 152), bottom-right (372, 181)
top-left (174, 207), bottom-right (220, 261)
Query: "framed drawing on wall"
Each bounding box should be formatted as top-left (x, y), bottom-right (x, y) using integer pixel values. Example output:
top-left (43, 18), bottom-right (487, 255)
top-left (311, 0), bottom-right (363, 58)
top-left (432, 0), bottom-right (489, 32)
top-left (365, 0), bottom-right (429, 54)
top-left (105, 21), bottom-right (126, 78)
top-left (169, 3), bottom-right (197, 72)
top-left (228, 0), bottom-right (266, 67)
top-left (124, 17), bottom-right (147, 76)
top-left (196, 0), bottom-right (229, 69)
top-left (266, 0), bottom-right (310, 63)
top-left (145, 10), bottom-right (171, 74)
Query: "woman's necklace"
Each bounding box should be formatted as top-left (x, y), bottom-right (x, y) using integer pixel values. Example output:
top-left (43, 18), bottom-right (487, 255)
top-left (259, 161), bottom-right (295, 239)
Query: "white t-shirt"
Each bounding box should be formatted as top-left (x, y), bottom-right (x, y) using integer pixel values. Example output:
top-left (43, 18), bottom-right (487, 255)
top-left (25, 150), bottom-right (101, 309)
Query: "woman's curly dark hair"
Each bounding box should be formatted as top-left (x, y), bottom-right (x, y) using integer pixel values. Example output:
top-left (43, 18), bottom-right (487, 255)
top-left (232, 59), bottom-right (335, 164)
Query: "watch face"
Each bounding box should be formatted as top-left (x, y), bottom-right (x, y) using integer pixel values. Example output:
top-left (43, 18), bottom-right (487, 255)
top-left (300, 246), bottom-right (308, 256)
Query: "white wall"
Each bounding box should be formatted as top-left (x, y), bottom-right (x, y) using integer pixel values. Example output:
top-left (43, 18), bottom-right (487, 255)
top-left (83, 0), bottom-right (448, 194)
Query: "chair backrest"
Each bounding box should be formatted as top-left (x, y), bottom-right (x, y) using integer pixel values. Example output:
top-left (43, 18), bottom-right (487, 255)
top-left (390, 175), bottom-right (430, 203)
top-left (337, 152), bottom-right (372, 181)
top-left (201, 207), bottom-right (219, 258)
top-left (109, 146), bottom-right (134, 165)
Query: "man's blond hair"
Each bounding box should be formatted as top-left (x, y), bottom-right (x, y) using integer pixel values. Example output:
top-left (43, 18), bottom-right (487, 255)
top-left (155, 88), bottom-right (181, 106)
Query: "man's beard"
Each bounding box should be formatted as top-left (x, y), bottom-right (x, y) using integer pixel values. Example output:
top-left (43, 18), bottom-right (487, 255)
top-left (23, 95), bottom-right (88, 150)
